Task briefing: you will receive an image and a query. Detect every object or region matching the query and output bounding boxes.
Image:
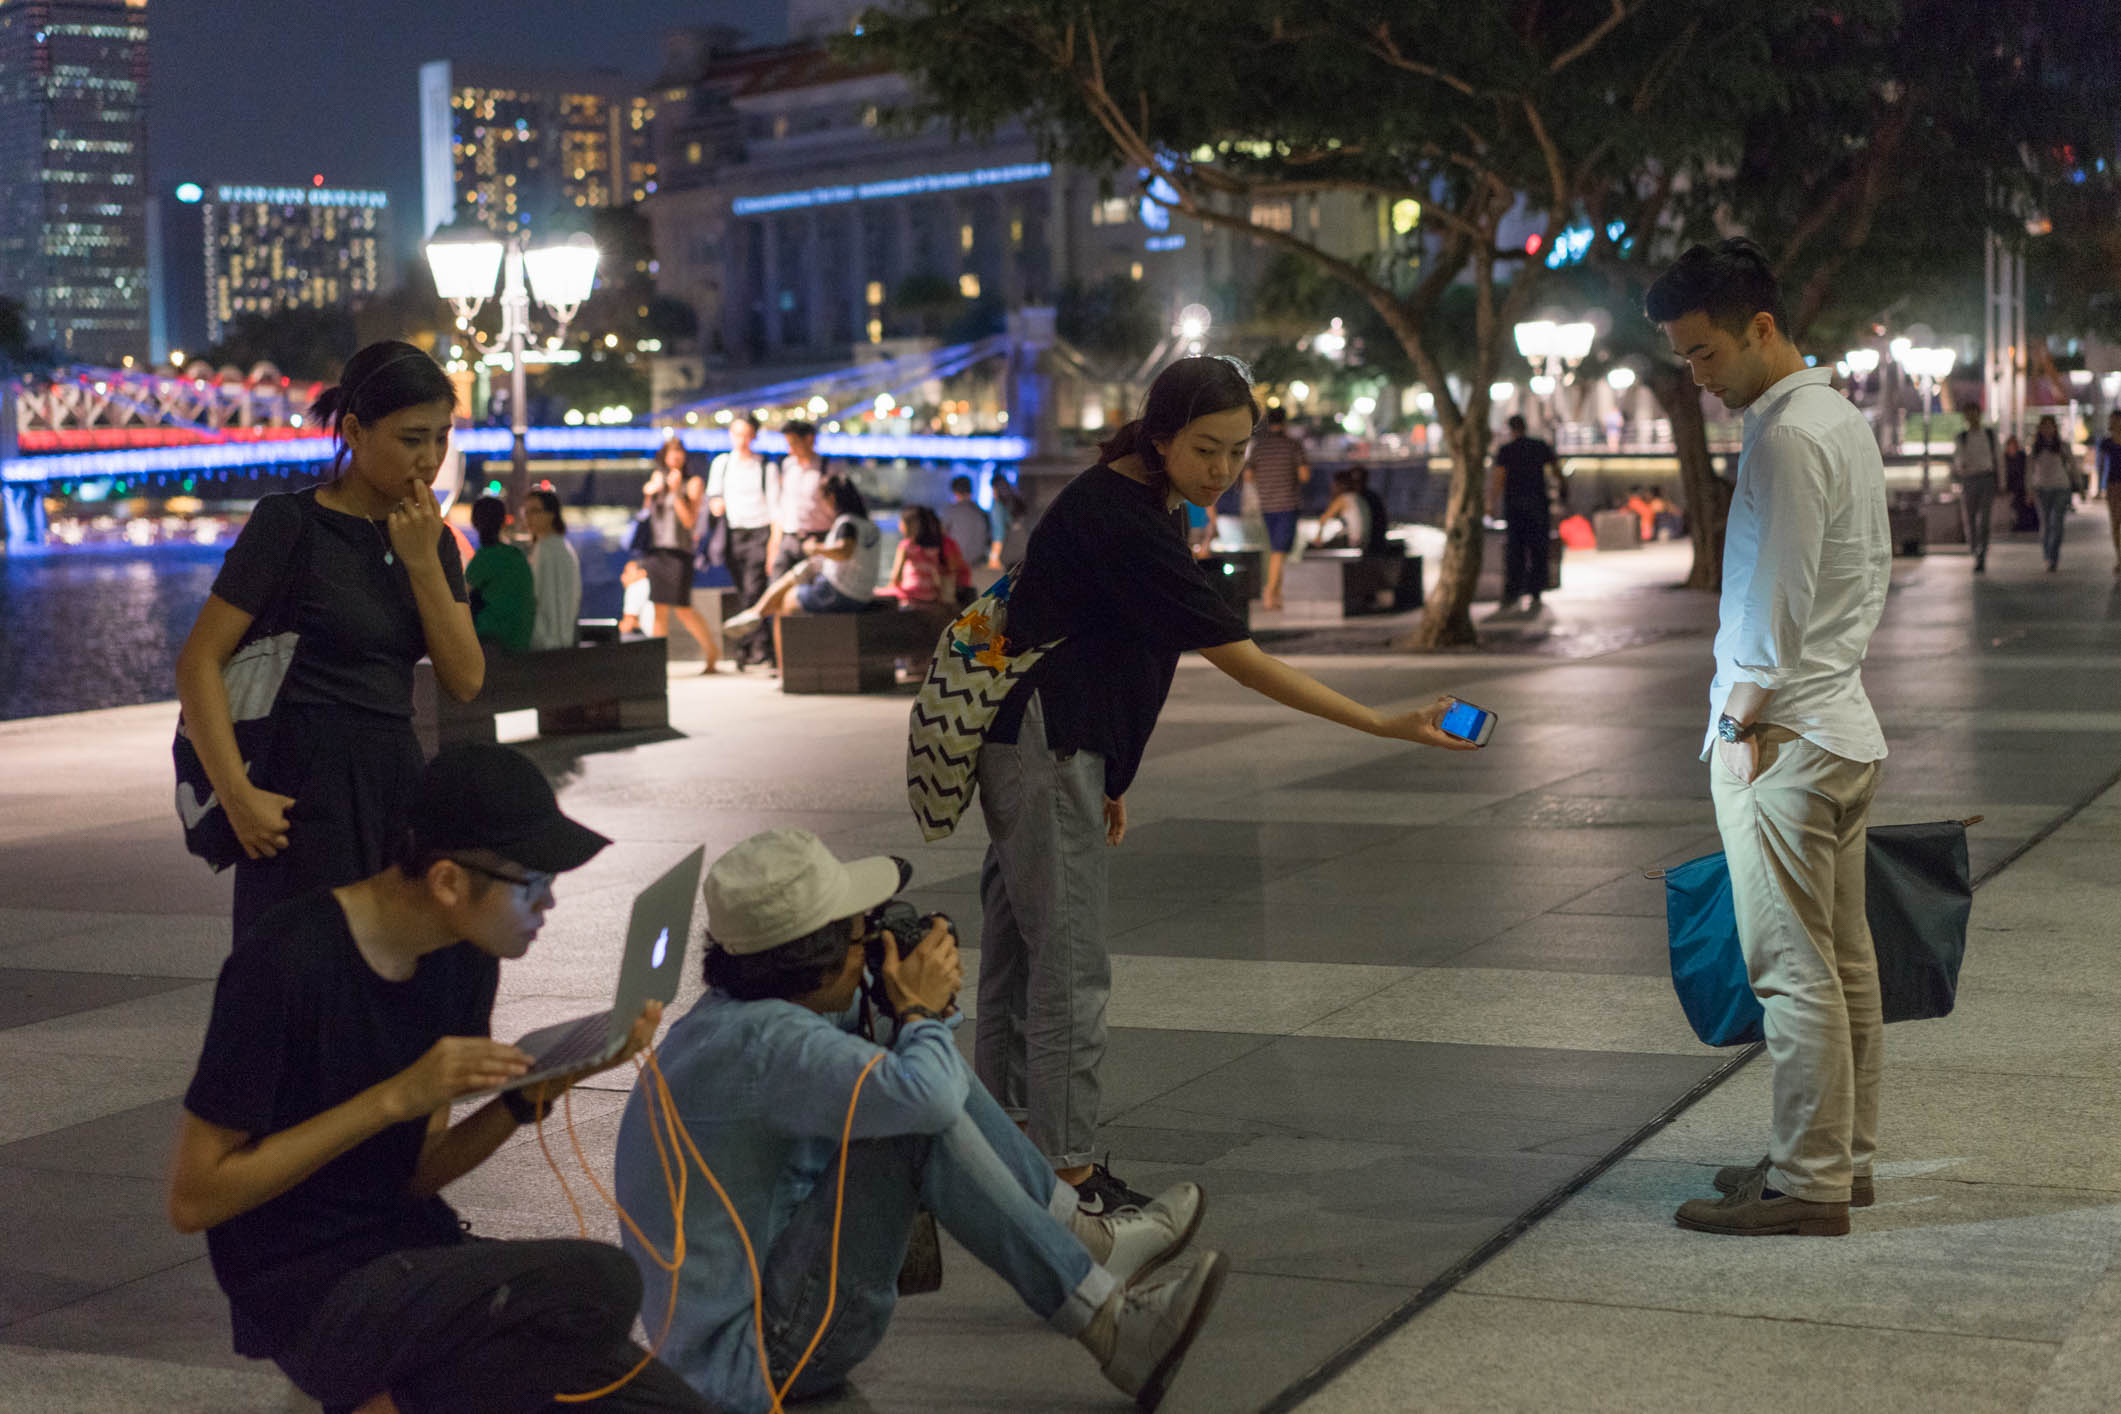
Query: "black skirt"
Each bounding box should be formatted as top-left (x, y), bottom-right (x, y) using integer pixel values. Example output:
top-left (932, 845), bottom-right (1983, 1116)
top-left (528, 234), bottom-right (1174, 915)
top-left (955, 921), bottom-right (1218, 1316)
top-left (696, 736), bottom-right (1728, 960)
top-left (231, 703), bottom-right (423, 944)
top-left (644, 548), bottom-right (695, 606)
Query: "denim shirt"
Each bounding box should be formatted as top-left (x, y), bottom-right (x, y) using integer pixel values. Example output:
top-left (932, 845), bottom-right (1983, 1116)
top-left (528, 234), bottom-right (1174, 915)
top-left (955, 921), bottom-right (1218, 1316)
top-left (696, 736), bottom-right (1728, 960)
top-left (612, 990), bottom-right (965, 1414)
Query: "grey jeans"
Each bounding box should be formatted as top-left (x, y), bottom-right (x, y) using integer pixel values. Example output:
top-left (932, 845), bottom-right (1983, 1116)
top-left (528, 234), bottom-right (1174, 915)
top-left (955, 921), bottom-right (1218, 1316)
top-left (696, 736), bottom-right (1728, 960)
top-left (1959, 473), bottom-right (1998, 562)
top-left (975, 691), bottom-right (1112, 1169)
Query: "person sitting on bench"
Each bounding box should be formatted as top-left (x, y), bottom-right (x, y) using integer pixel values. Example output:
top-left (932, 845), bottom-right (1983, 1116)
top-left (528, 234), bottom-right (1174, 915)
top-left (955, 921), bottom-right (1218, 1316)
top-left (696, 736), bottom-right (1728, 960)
top-left (167, 744), bottom-right (714, 1414)
top-left (720, 477), bottom-right (881, 636)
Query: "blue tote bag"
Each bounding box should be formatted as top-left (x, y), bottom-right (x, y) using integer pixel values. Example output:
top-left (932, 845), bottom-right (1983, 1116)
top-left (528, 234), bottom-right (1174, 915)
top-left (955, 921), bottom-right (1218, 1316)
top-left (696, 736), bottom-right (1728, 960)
top-left (1657, 818), bottom-right (1976, 1048)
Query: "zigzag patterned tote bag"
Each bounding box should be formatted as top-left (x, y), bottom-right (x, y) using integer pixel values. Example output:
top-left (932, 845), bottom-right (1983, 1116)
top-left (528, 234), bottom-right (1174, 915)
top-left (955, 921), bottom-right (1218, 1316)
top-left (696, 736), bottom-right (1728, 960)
top-left (905, 568), bottom-right (1063, 841)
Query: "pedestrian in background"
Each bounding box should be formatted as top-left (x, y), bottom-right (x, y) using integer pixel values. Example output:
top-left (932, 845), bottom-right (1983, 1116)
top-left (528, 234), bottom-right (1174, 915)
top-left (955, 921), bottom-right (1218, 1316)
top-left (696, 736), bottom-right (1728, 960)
top-left (1242, 405), bottom-right (1309, 610)
top-left (706, 415), bottom-right (779, 668)
top-left (2004, 432), bottom-right (2036, 532)
top-left (988, 469), bottom-right (1029, 568)
top-left (464, 495), bottom-right (534, 652)
top-left (1648, 238), bottom-right (1890, 1238)
top-left (771, 419), bottom-right (837, 576)
top-left (523, 487), bottom-right (581, 651)
top-left (882, 504), bottom-right (972, 607)
top-left (2028, 414), bottom-right (2080, 572)
top-left (1309, 468), bottom-right (1371, 550)
top-left (1347, 463), bottom-right (1392, 554)
top-left (642, 437), bottom-right (720, 672)
top-left (1951, 404), bottom-right (2001, 573)
top-left (2096, 410), bottom-right (2121, 574)
top-left (941, 474), bottom-right (997, 571)
top-left (175, 340), bottom-right (483, 942)
top-left (1488, 414), bottom-right (1564, 614)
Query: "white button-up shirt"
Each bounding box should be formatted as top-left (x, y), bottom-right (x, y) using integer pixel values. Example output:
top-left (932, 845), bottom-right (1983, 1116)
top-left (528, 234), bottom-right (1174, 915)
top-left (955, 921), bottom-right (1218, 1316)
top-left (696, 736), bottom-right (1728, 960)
top-left (705, 452), bottom-right (779, 531)
top-left (1705, 366), bottom-right (1891, 763)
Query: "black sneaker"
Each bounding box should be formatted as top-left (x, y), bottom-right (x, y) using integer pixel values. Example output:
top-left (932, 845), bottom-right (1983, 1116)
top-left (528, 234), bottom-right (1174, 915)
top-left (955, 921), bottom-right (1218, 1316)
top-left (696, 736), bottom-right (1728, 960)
top-left (1074, 1159), bottom-right (1153, 1216)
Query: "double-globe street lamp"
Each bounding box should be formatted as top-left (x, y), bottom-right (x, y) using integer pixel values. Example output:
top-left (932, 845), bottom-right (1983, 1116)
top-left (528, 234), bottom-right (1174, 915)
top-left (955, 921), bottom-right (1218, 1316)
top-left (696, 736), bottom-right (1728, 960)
top-left (1514, 319), bottom-right (1596, 432)
top-left (423, 217), bottom-right (601, 510)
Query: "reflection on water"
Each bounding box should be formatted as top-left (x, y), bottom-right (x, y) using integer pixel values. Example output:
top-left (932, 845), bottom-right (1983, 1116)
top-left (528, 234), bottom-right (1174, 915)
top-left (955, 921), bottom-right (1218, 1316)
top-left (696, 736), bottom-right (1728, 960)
top-left (1, 548), bottom-right (226, 720)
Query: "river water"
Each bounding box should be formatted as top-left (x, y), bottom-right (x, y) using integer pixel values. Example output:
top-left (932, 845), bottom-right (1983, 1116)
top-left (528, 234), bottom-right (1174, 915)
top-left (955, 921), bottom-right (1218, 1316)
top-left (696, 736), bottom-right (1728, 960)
top-left (0, 540), bottom-right (636, 722)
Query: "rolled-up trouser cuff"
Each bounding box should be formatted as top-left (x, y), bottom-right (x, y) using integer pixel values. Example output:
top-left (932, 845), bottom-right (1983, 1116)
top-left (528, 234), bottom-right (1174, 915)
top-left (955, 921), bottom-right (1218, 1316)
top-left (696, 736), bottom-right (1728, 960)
top-left (1048, 1263), bottom-right (1118, 1338)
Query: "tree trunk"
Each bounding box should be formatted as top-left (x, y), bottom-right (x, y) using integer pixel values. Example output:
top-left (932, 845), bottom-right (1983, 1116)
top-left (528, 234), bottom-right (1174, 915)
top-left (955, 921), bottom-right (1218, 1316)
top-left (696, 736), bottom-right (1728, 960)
top-left (1649, 367), bottom-right (1730, 592)
top-left (1398, 419), bottom-right (1488, 648)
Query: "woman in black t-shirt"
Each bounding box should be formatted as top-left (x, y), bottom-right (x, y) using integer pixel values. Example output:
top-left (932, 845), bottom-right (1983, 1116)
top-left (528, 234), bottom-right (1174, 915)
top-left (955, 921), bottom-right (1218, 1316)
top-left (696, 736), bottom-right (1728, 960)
top-left (176, 341), bottom-right (484, 941)
top-left (977, 356), bottom-right (1480, 1211)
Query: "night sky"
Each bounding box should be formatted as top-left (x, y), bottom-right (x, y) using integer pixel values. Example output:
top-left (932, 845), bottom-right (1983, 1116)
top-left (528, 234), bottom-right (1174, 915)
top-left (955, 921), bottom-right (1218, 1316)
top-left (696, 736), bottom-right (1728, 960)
top-left (148, 0), bottom-right (777, 259)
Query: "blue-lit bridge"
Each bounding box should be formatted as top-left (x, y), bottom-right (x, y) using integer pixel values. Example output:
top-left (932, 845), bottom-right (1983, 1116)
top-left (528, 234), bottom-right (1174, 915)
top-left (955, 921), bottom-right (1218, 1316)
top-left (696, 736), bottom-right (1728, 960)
top-left (2, 329), bottom-right (1069, 552)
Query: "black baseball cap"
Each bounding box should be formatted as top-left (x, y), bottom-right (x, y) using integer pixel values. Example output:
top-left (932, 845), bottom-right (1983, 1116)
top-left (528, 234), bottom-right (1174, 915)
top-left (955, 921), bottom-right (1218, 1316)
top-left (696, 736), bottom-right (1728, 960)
top-left (409, 745), bottom-right (610, 873)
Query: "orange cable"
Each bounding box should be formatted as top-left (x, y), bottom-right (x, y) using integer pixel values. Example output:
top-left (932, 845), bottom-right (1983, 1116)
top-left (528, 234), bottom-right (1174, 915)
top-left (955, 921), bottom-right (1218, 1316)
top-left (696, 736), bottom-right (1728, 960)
top-left (542, 1043), bottom-right (885, 1412)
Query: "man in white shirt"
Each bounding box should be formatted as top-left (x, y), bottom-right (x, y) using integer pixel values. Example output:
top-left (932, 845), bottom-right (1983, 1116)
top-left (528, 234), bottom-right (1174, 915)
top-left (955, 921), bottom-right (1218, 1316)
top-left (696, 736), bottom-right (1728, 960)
top-left (1647, 238), bottom-right (1891, 1239)
top-left (1951, 404), bottom-right (2002, 573)
top-left (771, 420), bottom-right (838, 577)
top-left (706, 415), bottom-right (780, 668)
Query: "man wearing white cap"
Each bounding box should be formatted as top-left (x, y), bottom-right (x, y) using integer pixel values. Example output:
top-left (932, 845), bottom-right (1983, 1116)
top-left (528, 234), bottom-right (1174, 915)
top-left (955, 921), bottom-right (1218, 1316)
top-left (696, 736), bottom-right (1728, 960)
top-left (613, 828), bottom-right (1226, 1413)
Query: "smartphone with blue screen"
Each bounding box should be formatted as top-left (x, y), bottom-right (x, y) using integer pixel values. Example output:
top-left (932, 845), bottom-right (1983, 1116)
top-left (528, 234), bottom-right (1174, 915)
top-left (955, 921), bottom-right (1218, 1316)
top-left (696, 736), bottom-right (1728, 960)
top-left (1439, 699), bottom-right (1498, 747)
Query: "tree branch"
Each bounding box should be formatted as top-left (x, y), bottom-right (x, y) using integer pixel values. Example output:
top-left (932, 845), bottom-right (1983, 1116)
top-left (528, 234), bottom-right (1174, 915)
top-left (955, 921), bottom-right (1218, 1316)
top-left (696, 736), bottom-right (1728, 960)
top-left (1549, 0), bottom-right (1639, 74)
top-left (1368, 22), bottom-right (1477, 96)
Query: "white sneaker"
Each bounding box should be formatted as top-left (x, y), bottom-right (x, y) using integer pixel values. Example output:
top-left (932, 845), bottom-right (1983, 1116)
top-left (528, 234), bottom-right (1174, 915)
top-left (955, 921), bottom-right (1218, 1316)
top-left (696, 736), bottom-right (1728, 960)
top-left (722, 607), bottom-right (764, 635)
top-left (1096, 1249), bottom-right (1228, 1411)
top-left (1078, 1181), bottom-right (1203, 1286)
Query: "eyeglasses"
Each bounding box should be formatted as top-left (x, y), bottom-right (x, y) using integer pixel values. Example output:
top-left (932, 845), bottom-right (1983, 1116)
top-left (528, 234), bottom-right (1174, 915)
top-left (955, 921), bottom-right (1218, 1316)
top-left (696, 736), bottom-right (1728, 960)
top-left (451, 859), bottom-right (554, 898)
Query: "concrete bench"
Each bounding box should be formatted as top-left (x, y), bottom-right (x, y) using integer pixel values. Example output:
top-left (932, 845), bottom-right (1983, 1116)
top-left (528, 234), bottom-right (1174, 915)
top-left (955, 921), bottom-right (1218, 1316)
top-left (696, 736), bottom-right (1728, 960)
top-left (1283, 549), bottom-right (1424, 616)
top-left (777, 604), bottom-right (957, 694)
top-left (413, 634), bottom-right (669, 756)
top-left (1592, 509), bottom-right (1641, 550)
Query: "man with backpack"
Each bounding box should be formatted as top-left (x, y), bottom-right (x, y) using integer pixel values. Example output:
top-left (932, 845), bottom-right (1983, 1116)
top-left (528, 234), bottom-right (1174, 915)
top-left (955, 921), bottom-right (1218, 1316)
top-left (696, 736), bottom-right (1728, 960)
top-left (1952, 404), bottom-right (2002, 573)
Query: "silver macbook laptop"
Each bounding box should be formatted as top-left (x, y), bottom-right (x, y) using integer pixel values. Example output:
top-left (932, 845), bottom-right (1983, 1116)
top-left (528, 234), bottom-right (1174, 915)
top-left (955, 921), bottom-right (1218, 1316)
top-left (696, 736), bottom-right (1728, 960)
top-left (488, 844), bottom-right (704, 1096)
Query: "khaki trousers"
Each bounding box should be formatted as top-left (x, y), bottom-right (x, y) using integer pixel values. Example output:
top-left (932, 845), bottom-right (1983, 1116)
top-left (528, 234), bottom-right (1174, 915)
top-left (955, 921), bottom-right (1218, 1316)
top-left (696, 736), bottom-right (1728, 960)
top-left (1710, 727), bottom-right (1883, 1202)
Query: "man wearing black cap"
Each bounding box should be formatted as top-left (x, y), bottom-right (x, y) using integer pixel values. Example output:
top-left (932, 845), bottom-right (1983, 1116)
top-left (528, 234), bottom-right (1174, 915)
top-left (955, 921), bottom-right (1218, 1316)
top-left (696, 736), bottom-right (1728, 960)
top-left (167, 744), bottom-right (715, 1413)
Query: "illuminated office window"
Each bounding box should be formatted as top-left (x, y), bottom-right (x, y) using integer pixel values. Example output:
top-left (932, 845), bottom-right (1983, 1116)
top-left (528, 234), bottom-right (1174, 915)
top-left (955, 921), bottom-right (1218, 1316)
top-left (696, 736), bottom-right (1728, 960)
top-left (866, 281), bottom-right (884, 306)
top-left (959, 223), bottom-right (973, 253)
top-left (958, 273), bottom-right (980, 298)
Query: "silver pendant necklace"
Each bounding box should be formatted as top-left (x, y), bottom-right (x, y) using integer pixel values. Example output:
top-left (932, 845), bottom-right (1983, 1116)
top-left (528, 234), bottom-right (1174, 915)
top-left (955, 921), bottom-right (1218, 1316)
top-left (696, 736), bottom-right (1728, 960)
top-left (369, 516), bottom-right (394, 566)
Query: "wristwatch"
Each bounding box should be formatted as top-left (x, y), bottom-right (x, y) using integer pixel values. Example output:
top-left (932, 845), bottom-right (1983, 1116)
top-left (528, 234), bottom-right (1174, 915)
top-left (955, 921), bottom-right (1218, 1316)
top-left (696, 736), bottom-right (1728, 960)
top-left (1716, 713), bottom-right (1754, 744)
top-left (501, 1089), bottom-right (551, 1126)
top-left (897, 1005), bottom-right (945, 1026)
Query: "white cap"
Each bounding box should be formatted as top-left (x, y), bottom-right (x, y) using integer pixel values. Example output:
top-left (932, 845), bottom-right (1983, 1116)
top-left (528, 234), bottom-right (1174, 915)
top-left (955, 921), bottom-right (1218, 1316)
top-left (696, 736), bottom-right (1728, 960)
top-left (704, 828), bottom-right (901, 955)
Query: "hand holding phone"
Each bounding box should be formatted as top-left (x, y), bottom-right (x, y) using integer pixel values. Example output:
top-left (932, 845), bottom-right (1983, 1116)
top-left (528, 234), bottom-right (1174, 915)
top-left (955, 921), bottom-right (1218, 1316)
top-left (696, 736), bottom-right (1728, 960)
top-left (1379, 696), bottom-right (1495, 751)
top-left (1438, 698), bottom-right (1498, 747)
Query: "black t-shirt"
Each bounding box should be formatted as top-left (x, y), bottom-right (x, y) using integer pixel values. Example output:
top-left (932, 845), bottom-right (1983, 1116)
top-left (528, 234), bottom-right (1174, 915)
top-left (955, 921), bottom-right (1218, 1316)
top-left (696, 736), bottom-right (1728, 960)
top-left (1494, 437), bottom-right (1558, 510)
top-left (184, 890), bottom-right (500, 1356)
top-left (1359, 487), bottom-right (1391, 553)
top-left (212, 487), bottom-right (468, 719)
top-left (987, 465), bottom-right (1251, 797)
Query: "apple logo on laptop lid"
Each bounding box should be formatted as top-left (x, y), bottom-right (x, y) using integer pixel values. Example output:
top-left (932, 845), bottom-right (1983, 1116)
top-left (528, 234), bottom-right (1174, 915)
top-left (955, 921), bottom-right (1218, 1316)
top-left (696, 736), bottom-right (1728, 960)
top-left (652, 926), bottom-right (670, 970)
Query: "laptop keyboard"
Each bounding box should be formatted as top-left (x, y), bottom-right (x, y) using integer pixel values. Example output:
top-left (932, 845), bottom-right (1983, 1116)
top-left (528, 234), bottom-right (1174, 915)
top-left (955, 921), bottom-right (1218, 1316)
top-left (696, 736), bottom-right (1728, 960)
top-left (530, 1012), bottom-right (613, 1073)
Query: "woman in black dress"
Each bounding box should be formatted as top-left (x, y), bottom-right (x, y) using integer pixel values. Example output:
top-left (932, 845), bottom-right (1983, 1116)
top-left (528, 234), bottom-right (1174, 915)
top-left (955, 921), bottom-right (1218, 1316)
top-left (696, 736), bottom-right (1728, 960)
top-left (175, 340), bottom-right (484, 942)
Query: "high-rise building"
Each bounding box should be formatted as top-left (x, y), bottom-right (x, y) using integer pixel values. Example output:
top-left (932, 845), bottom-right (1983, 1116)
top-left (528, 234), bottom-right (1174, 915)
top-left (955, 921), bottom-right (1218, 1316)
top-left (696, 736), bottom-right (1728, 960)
top-left (0, 0), bottom-right (151, 366)
top-left (418, 61), bottom-right (655, 238)
top-left (189, 181), bottom-right (392, 343)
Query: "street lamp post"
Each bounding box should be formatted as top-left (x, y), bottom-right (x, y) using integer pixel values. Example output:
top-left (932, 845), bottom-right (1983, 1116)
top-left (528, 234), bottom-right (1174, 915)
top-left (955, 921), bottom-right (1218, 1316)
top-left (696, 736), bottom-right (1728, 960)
top-left (1513, 319), bottom-right (1596, 434)
top-left (1890, 340), bottom-right (1957, 493)
top-left (424, 217), bottom-right (599, 511)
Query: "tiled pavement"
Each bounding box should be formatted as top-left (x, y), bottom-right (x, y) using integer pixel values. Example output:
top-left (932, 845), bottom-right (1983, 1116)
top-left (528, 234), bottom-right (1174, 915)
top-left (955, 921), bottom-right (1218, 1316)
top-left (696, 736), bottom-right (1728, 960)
top-left (4, 527), bottom-right (2121, 1413)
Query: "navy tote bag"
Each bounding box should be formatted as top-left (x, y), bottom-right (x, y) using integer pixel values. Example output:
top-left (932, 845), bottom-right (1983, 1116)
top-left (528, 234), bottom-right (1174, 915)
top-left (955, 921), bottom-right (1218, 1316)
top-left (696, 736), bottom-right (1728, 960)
top-left (1657, 819), bottom-right (1976, 1047)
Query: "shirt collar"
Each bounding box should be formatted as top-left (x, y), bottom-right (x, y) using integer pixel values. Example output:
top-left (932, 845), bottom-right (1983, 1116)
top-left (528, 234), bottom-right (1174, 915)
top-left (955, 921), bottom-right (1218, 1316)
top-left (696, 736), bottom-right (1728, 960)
top-left (1743, 365), bottom-right (1833, 431)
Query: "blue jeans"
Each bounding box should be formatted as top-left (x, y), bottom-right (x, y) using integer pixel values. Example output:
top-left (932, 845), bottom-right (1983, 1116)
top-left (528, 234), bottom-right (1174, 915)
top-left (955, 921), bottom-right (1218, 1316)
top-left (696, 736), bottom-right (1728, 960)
top-left (759, 1075), bottom-right (1113, 1400)
top-left (2036, 488), bottom-right (2071, 566)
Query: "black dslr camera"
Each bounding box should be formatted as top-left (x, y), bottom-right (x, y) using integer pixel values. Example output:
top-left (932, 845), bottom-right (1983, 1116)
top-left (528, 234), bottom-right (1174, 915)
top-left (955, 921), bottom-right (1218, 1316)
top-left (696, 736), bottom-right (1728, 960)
top-left (862, 858), bottom-right (954, 1020)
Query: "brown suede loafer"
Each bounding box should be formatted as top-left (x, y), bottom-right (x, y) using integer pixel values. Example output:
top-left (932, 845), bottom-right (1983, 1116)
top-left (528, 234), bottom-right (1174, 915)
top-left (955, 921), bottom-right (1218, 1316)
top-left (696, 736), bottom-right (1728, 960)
top-left (1676, 1167), bottom-right (1850, 1236)
top-left (1712, 1155), bottom-right (1874, 1208)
